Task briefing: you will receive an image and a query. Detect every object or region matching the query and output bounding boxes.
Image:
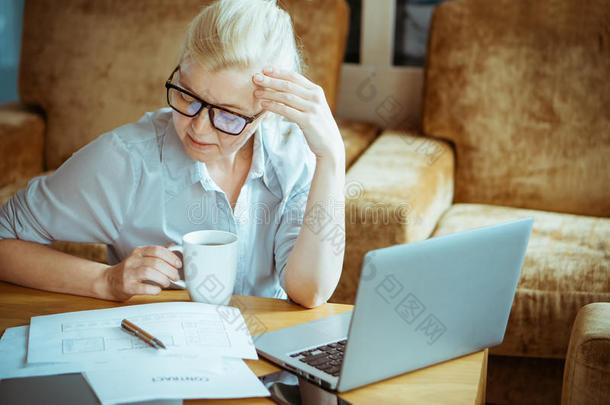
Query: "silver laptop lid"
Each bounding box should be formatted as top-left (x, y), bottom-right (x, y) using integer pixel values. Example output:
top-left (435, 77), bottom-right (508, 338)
top-left (337, 218), bottom-right (533, 392)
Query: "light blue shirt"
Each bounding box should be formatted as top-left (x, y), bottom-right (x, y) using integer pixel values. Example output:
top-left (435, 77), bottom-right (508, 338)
top-left (0, 108), bottom-right (316, 299)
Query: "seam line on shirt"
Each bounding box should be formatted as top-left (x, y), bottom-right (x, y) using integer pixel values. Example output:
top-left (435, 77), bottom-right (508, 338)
top-left (113, 132), bottom-right (140, 238)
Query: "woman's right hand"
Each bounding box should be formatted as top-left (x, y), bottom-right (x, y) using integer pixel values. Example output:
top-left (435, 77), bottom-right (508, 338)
top-left (103, 245), bottom-right (182, 301)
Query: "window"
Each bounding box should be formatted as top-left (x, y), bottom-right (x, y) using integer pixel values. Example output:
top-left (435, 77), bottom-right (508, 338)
top-left (393, 0), bottom-right (448, 66)
top-left (344, 0), bottom-right (362, 64)
top-left (0, 0), bottom-right (25, 103)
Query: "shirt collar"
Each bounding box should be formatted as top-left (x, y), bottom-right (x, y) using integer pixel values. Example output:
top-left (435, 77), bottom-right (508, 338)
top-left (248, 124), bottom-right (265, 180)
top-left (161, 118), bottom-right (203, 188)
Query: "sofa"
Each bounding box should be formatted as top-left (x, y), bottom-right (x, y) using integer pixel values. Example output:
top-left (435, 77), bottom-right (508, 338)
top-left (561, 303), bottom-right (610, 405)
top-left (330, 0), bottom-right (610, 403)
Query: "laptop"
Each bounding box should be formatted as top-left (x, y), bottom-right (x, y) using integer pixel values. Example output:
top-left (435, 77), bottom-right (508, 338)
top-left (255, 218), bottom-right (533, 392)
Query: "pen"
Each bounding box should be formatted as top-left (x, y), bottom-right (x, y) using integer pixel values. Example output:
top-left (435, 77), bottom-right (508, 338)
top-left (121, 319), bottom-right (167, 350)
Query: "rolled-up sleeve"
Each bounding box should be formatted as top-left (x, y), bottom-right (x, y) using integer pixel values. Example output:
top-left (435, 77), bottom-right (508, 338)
top-left (0, 132), bottom-right (137, 245)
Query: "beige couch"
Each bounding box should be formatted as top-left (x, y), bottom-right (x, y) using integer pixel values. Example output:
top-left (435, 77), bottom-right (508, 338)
top-left (331, 0), bottom-right (609, 403)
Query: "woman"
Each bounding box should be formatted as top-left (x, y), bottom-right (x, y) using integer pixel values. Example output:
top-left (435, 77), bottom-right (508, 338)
top-left (0, 0), bottom-right (345, 308)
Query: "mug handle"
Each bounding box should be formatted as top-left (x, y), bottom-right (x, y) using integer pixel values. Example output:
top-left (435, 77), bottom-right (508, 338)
top-left (168, 245), bottom-right (186, 290)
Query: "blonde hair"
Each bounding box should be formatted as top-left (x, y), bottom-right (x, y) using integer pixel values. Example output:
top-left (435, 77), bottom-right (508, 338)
top-left (180, 0), bottom-right (304, 74)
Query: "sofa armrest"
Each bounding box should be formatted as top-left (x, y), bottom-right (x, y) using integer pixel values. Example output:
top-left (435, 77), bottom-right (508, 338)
top-left (561, 303), bottom-right (610, 405)
top-left (0, 102), bottom-right (45, 188)
top-left (336, 119), bottom-right (379, 169)
top-left (330, 129), bottom-right (455, 303)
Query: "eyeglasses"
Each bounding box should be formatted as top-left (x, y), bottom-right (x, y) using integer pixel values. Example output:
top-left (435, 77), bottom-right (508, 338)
top-left (165, 66), bottom-right (265, 136)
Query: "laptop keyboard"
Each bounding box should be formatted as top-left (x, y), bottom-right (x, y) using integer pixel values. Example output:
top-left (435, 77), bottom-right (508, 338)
top-left (289, 339), bottom-right (347, 377)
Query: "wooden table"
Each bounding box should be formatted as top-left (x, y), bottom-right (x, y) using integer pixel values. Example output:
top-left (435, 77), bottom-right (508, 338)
top-left (0, 282), bottom-right (487, 404)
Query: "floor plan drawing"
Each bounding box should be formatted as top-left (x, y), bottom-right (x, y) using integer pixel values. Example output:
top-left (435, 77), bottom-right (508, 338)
top-left (27, 302), bottom-right (257, 365)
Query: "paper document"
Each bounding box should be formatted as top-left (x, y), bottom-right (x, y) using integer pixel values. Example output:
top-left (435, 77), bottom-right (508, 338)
top-left (0, 326), bottom-right (83, 379)
top-left (27, 302), bottom-right (258, 365)
top-left (2, 325), bottom-right (226, 376)
top-left (0, 325), bottom-right (223, 377)
top-left (1, 325), bottom-right (269, 404)
top-left (85, 357), bottom-right (269, 404)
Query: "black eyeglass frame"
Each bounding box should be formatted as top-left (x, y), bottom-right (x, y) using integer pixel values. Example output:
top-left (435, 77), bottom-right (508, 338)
top-left (165, 66), bottom-right (265, 136)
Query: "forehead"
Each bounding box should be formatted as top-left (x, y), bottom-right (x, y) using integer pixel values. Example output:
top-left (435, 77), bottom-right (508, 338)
top-left (178, 61), bottom-right (260, 115)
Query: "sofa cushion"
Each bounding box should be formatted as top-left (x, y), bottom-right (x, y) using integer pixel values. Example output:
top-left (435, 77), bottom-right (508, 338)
top-left (423, 0), bottom-right (610, 217)
top-left (331, 130), bottom-right (454, 303)
top-left (19, 0), bottom-right (348, 170)
top-left (432, 203), bottom-right (610, 358)
top-left (337, 119), bottom-right (379, 169)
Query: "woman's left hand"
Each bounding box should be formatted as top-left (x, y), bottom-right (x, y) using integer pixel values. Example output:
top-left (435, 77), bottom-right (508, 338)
top-left (253, 67), bottom-right (344, 162)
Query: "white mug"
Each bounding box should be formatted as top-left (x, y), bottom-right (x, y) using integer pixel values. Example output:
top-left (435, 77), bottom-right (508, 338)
top-left (169, 230), bottom-right (238, 305)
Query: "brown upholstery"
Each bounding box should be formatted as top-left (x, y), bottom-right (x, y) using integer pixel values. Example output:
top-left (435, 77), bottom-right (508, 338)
top-left (0, 102), bottom-right (44, 188)
top-left (18, 0), bottom-right (349, 170)
top-left (331, 130), bottom-right (454, 303)
top-left (282, 0), bottom-right (349, 112)
top-left (562, 303), bottom-right (610, 405)
top-left (413, 2), bottom-right (610, 402)
top-left (19, 0), bottom-right (197, 170)
top-left (336, 119), bottom-right (379, 169)
top-left (423, 0), bottom-right (610, 217)
top-left (0, 176), bottom-right (31, 207)
top-left (432, 203), bottom-right (610, 359)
